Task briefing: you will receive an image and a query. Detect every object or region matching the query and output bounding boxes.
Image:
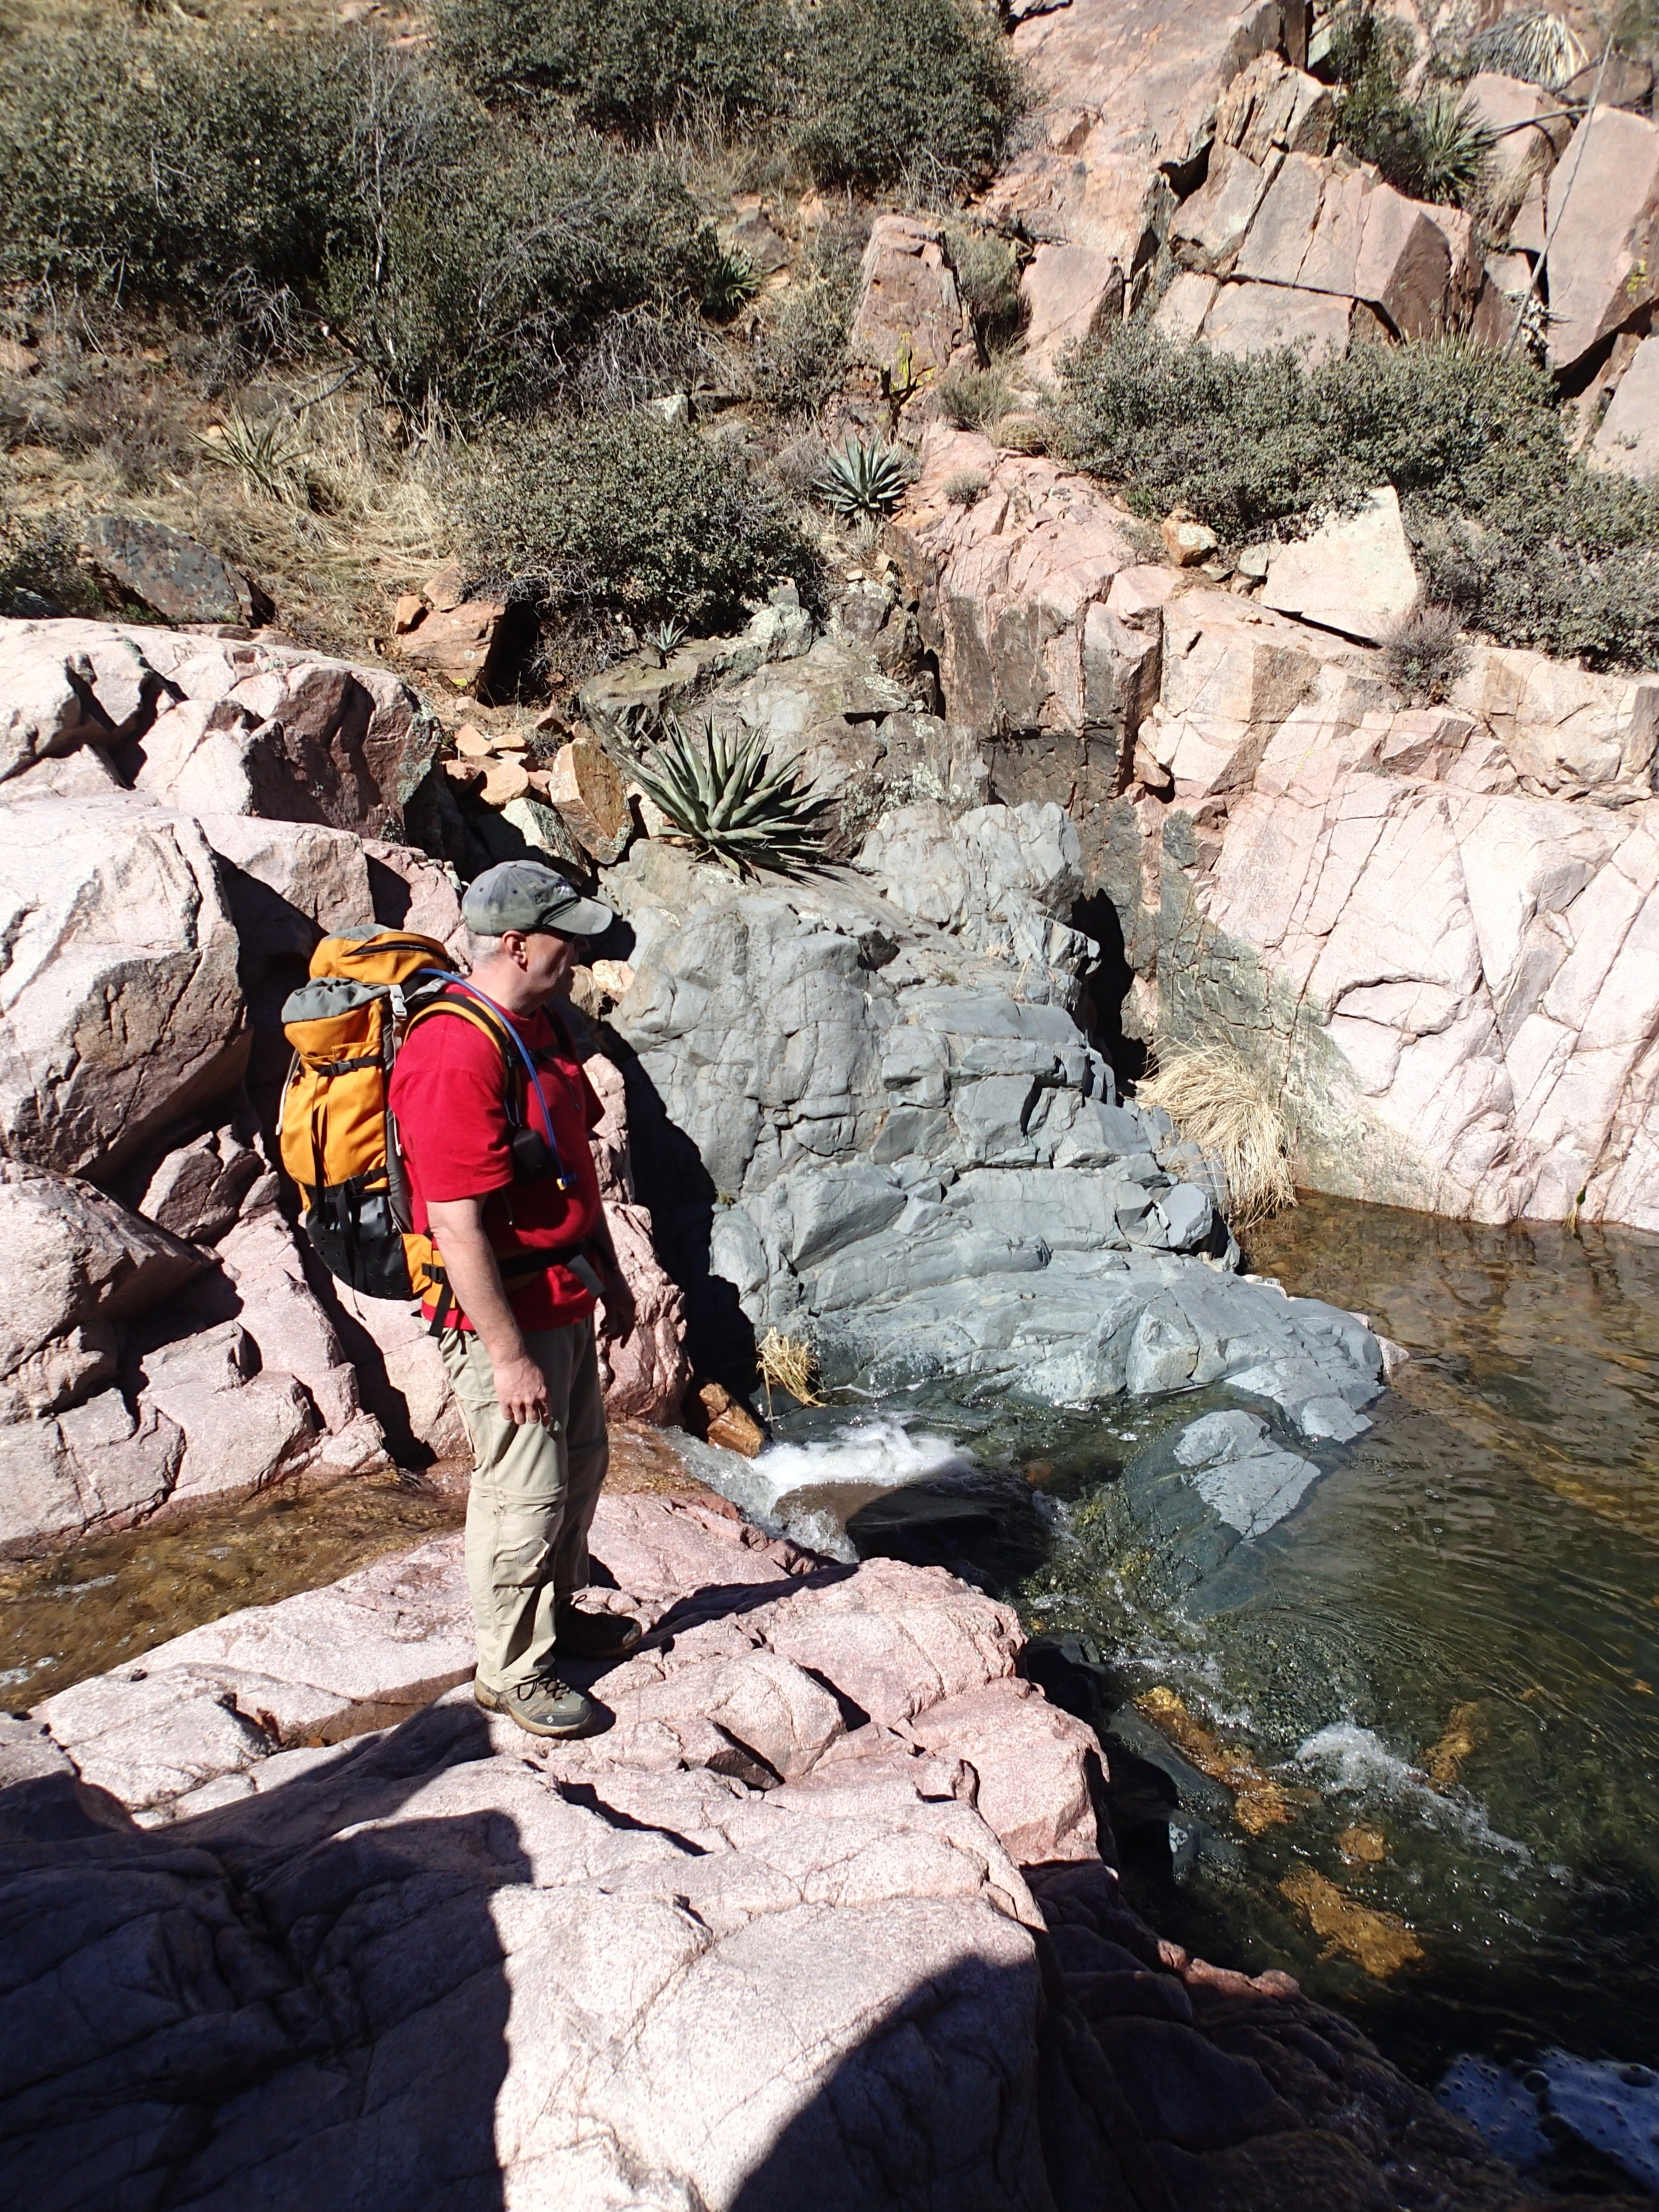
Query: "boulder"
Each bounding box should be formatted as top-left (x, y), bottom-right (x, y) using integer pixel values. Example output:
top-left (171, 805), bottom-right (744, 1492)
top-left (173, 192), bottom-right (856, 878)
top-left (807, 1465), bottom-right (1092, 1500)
top-left (211, 1210), bottom-right (364, 1436)
top-left (1018, 244), bottom-right (1126, 368)
top-left (1232, 153), bottom-right (1471, 338)
top-left (1260, 486), bottom-right (1419, 644)
top-left (0, 1162), bottom-right (207, 1417)
top-left (1591, 333), bottom-right (1659, 479)
top-left (0, 797), bottom-right (248, 1179)
top-left (1452, 646), bottom-right (1659, 792)
top-left (0, 620), bottom-right (169, 785)
top-left (608, 840), bottom-right (1383, 1436)
top-left (1171, 145), bottom-right (1273, 273)
top-left (581, 1048), bottom-right (691, 1425)
top-left (136, 1123), bottom-right (269, 1246)
top-left (890, 425), bottom-right (1139, 764)
top-left (0, 617), bottom-right (442, 839)
top-left (137, 1323), bottom-right (318, 1508)
top-left (388, 595), bottom-right (511, 691)
top-left (1543, 105), bottom-right (1659, 373)
top-left (83, 514), bottom-right (273, 628)
top-left (1192, 277), bottom-right (1373, 362)
top-left (545, 736), bottom-right (632, 864)
top-left (983, 0), bottom-right (1283, 365)
top-left (1463, 70), bottom-right (1559, 208)
top-left (0, 1390), bottom-right (184, 1557)
top-left (1212, 50), bottom-right (1333, 164)
top-left (847, 215), bottom-right (968, 387)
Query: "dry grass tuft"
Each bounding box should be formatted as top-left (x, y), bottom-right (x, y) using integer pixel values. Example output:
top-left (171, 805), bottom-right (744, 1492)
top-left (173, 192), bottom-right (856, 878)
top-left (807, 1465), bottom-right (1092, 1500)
top-left (758, 1327), bottom-right (822, 1412)
top-left (1138, 1043), bottom-right (1296, 1229)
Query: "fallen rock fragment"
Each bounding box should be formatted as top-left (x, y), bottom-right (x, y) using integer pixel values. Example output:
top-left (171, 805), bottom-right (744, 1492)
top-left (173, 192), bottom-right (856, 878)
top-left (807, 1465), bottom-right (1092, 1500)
top-left (545, 735), bottom-right (632, 863)
top-left (1260, 486), bottom-right (1418, 643)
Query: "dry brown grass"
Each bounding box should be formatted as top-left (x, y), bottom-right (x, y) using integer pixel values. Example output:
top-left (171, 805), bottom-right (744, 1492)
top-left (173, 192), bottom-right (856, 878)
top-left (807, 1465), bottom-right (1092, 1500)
top-left (1138, 1041), bottom-right (1296, 1229)
top-left (758, 1327), bottom-right (822, 1414)
top-left (1, 327), bottom-right (465, 655)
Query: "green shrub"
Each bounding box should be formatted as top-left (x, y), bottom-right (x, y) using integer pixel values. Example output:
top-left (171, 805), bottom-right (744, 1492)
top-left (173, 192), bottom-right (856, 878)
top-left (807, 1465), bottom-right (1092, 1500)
top-left (792, 0), bottom-right (1023, 192)
top-left (746, 236), bottom-right (860, 416)
top-left (1325, 5), bottom-right (1492, 207)
top-left (434, 0), bottom-right (785, 133)
top-left (0, 26), bottom-right (356, 306)
top-left (1056, 324), bottom-right (1659, 670)
top-left (0, 27), bottom-right (721, 421)
top-left (942, 220), bottom-right (1024, 350)
top-left (323, 125), bottom-right (720, 419)
top-left (467, 411), bottom-right (815, 627)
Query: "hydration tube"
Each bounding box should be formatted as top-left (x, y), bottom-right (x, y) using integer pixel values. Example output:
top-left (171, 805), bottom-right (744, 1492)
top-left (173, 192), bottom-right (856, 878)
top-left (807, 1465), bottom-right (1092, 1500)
top-left (437, 973), bottom-right (571, 1190)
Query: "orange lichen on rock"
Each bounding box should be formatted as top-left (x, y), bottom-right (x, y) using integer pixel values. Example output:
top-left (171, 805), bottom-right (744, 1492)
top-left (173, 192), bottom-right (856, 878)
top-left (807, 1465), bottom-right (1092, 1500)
top-left (1337, 1825), bottom-right (1388, 1866)
top-left (1425, 1700), bottom-right (1481, 1787)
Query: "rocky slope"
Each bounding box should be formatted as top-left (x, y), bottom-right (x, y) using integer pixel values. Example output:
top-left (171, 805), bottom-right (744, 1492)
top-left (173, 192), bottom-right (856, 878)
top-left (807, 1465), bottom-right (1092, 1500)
top-left (1, 1491), bottom-right (1550, 2212)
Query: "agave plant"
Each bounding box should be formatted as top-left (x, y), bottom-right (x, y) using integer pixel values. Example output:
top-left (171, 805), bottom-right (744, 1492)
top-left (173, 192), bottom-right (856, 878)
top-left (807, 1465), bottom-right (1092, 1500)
top-left (634, 712), bottom-right (833, 877)
top-left (704, 248), bottom-right (761, 323)
top-left (641, 615), bottom-right (688, 666)
top-left (812, 437), bottom-right (910, 522)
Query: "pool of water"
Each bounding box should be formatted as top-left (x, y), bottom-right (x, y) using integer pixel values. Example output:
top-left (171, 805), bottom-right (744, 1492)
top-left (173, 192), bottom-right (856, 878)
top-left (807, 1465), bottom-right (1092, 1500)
top-left (0, 1473), bottom-right (465, 1710)
top-left (705, 1195), bottom-right (1659, 2166)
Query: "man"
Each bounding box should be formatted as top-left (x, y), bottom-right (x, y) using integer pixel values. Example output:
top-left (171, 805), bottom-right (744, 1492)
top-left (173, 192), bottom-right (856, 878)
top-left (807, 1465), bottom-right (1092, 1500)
top-left (390, 859), bottom-right (640, 1739)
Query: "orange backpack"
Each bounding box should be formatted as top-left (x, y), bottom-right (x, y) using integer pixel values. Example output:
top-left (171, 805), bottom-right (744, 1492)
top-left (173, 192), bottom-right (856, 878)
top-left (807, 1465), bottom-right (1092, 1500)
top-left (277, 924), bottom-right (577, 1311)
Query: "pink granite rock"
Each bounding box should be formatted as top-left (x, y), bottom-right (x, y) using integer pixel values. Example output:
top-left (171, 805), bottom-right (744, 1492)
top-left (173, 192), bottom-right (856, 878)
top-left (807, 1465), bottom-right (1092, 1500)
top-left (847, 214), bottom-right (968, 386)
top-left (1544, 105), bottom-right (1659, 372)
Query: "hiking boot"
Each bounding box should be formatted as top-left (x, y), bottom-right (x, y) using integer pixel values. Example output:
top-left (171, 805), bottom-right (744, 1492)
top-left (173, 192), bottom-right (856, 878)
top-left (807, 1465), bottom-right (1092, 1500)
top-left (555, 1603), bottom-right (643, 1661)
top-left (473, 1672), bottom-right (599, 1739)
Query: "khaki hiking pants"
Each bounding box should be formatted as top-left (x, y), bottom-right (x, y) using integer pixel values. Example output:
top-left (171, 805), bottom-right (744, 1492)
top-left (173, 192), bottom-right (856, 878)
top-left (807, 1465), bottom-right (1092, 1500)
top-left (439, 1319), bottom-right (609, 1695)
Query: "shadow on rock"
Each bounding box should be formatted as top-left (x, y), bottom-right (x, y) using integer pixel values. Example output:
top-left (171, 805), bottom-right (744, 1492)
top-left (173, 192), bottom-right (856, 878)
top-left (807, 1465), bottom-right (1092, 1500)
top-left (0, 1701), bottom-right (522, 2212)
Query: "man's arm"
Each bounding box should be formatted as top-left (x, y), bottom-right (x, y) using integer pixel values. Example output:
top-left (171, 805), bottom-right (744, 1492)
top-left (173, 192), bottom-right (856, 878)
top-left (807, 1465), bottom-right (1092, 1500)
top-left (425, 1197), bottom-right (550, 1426)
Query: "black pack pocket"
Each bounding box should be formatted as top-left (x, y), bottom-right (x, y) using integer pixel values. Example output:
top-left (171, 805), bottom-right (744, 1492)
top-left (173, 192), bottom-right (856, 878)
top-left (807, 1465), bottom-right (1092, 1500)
top-left (303, 1181), bottom-right (414, 1299)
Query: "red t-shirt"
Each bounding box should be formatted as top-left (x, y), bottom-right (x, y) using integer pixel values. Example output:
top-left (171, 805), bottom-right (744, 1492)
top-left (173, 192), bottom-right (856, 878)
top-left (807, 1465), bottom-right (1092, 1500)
top-left (389, 991), bottom-right (604, 1330)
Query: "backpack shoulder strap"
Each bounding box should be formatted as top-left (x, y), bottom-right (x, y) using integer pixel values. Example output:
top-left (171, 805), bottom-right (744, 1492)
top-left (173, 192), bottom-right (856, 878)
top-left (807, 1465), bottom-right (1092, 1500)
top-left (405, 991), bottom-right (520, 1084)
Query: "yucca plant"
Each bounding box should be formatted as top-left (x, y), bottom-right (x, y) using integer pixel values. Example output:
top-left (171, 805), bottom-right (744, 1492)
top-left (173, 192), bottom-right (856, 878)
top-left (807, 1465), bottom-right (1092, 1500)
top-left (634, 711), bottom-right (833, 877)
top-left (198, 406), bottom-right (309, 504)
top-left (1463, 9), bottom-right (1589, 90)
top-left (812, 435), bottom-right (909, 522)
top-left (1411, 88), bottom-right (1494, 205)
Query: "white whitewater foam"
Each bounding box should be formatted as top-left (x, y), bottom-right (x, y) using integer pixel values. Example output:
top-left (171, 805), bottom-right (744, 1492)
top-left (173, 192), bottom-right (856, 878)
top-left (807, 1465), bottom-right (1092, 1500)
top-left (1296, 1721), bottom-right (1530, 1860)
top-left (675, 1418), bottom-right (981, 1564)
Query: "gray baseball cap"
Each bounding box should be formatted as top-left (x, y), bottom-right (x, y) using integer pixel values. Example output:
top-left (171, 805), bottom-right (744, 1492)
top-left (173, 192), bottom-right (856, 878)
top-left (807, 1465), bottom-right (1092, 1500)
top-left (462, 860), bottom-right (615, 941)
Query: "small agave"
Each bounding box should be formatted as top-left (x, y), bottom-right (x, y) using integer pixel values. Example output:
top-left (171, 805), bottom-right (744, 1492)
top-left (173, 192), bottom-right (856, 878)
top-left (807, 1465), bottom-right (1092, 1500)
top-left (642, 615), bottom-right (688, 666)
top-left (634, 712), bottom-right (833, 878)
top-left (812, 437), bottom-right (910, 522)
top-left (704, 248), bottom-right (760, 323)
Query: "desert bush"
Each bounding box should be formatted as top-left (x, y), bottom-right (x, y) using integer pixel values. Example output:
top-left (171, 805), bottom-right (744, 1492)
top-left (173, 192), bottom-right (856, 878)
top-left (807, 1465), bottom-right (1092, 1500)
top-left (1325, 5), bottom-right (1492, 207)
top-left (745, 236), bottom-right (861, 415)
top-left (322, 120), bottom-right (720, 419)
top-left (434, 0), bottom-right (785, 134)
top-left (467, 409), bottom-right (814, 628)
top-left (0, 26), bottom-right (356, 307)
top-left (792, 0), bottom-right (1023, 192)
top-left (942, 220), bottom-right (1024, 350)
top-left (1138, 1044), bottom-right (1296, 1229)
top-left (943, 467), bottom-right (988, 506)
top-left (0, 27), bottom-right (719, 421)
top-left (1056, 325), bottom-right (1659, 668)
top-left (1380, 602), bottom-right (1469, 703)
top-left (934, 361), bottom-right (1013, 433)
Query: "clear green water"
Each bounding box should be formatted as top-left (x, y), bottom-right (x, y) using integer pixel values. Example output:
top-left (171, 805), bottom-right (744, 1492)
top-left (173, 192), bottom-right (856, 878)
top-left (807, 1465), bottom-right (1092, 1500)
top-left (748, 1195), bottom-right (1659, 2099)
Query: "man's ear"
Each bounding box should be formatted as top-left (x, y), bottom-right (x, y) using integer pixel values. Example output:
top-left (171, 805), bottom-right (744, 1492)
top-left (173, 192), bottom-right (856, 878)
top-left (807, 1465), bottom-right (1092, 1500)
top-left (500, 929), bottom-right (530, 966)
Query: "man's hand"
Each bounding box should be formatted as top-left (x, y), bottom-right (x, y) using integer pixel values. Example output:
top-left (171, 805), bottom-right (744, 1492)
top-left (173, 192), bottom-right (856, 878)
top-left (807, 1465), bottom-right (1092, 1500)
top-left (597, 1262), bottom-right (636, 1346)
top-left (492, 1349), bottom-right (552, 1427)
